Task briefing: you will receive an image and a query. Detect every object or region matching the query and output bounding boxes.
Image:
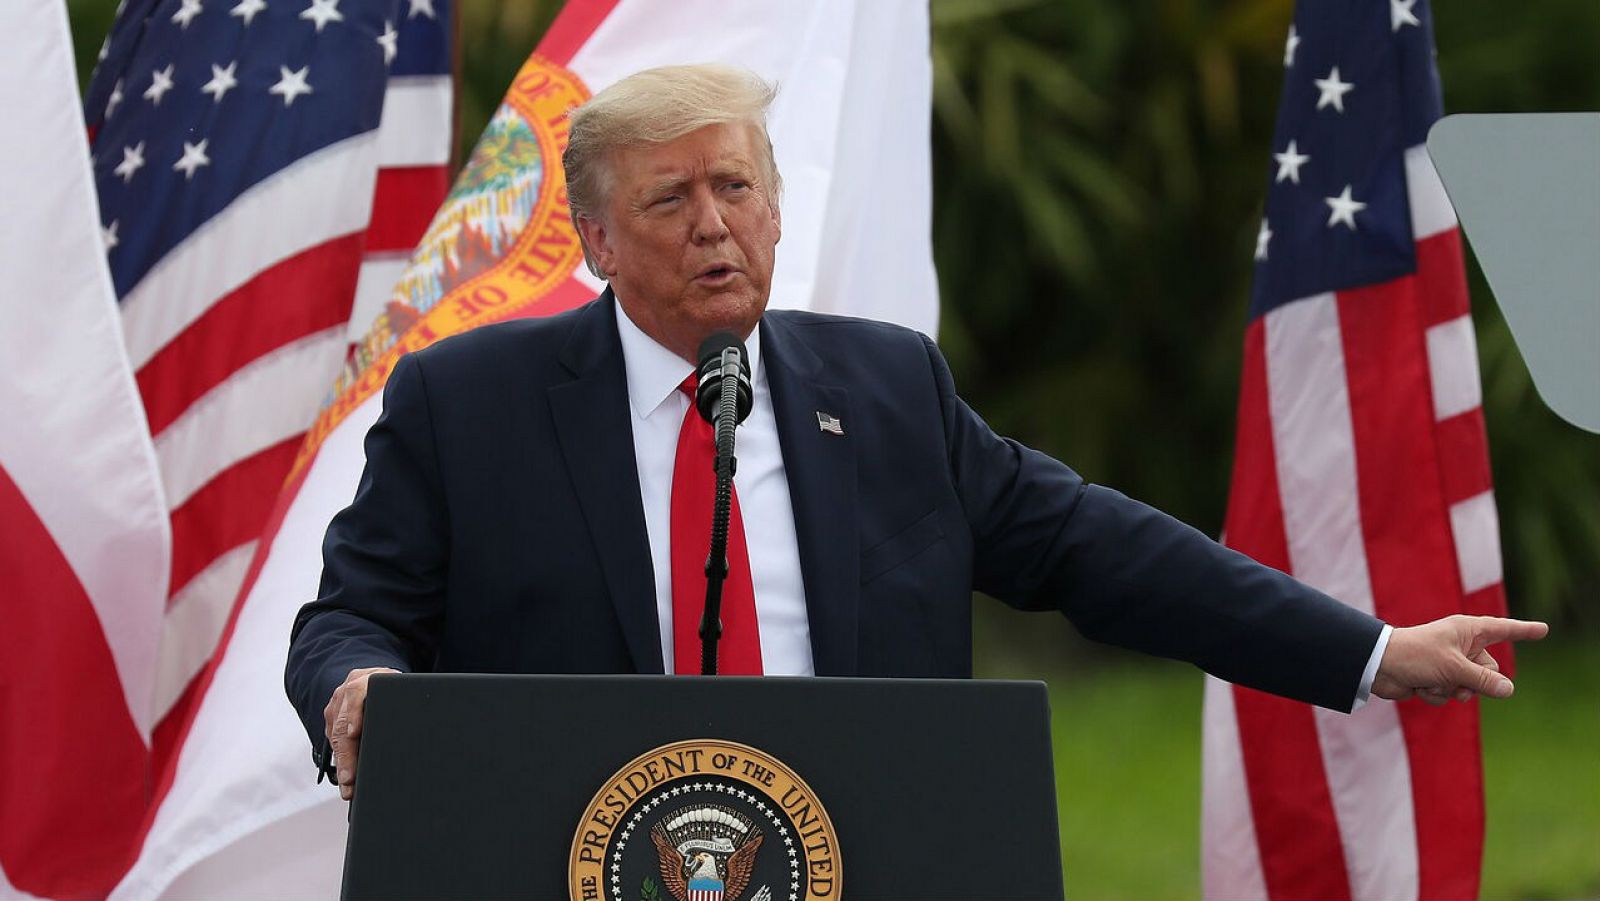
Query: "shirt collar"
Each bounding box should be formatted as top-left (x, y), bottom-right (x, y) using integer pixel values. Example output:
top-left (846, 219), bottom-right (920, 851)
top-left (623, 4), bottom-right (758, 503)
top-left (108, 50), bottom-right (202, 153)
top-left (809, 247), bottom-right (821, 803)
top-left (613, 296), bottom-right (763, 420)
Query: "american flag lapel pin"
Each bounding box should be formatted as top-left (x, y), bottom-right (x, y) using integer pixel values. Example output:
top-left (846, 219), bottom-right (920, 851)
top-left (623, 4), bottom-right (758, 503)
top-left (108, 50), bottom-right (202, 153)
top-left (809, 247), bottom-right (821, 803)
top-left (816, 411), bottom-right (844, 435)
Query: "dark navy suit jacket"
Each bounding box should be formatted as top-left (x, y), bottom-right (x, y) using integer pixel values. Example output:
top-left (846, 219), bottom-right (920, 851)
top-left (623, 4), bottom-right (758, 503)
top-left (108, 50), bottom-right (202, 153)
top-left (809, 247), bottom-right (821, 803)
top-left (286, 292), bottom-right (1383, 749)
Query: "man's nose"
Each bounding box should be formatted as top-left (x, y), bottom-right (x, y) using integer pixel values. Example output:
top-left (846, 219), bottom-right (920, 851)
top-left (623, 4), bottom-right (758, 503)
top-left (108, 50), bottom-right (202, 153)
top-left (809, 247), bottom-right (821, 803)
top-left (688, 189), bottom-right (729, 243)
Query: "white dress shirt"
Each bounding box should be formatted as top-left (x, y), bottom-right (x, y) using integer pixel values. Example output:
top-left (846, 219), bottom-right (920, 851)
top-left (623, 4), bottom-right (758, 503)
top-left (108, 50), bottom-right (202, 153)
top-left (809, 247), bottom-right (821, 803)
top-left (613, 302), bottom-right (1389, 704)
top-left (614, 302), bottom-right (814, 675)
top-left (1352, 624), bottom-right (1391, 711)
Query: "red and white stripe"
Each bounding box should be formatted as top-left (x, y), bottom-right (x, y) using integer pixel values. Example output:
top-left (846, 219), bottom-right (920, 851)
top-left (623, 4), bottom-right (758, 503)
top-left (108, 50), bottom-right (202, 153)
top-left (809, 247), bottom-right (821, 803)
top-left (1202, 145), bottom-right (1506, 900)
top-left (0, 3), bottom-right (170, 897)
top-left (134, 73), bottom-right (454, 745)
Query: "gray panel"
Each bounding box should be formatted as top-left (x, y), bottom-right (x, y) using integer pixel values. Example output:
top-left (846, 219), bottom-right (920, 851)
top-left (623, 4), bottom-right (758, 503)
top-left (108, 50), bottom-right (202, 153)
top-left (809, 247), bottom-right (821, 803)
top-left (1427, 113), bottom-right (1600, 433)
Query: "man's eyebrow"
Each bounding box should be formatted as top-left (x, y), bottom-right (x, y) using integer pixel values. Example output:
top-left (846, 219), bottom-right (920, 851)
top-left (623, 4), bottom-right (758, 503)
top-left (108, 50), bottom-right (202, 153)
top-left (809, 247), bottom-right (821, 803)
top-left (635, 160), bottom-right (758, 203)
top-left (709, 160), bottom-right (756, 182)
top-left (637, 175), bottom-right (689, 201)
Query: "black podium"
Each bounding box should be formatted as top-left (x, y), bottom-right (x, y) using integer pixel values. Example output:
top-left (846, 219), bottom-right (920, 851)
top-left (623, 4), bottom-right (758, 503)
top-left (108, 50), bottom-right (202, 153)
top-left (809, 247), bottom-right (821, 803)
top-left (343, 674), bottom-right (1063, 901)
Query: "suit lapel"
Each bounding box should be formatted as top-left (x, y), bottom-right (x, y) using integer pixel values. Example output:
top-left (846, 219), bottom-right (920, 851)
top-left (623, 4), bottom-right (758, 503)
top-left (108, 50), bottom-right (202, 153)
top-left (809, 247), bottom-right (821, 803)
top-left (547, 292), bottom-right (664, 673)
top-left (761, 314), bottom-right (859, 676)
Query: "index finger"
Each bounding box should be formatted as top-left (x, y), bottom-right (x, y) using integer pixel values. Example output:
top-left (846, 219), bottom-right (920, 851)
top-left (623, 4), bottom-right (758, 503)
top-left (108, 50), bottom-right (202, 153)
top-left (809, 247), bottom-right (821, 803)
top-left (1473, 617), bottom-right (1550, 646)
top-left (339, 680), bottom-right (372, 742)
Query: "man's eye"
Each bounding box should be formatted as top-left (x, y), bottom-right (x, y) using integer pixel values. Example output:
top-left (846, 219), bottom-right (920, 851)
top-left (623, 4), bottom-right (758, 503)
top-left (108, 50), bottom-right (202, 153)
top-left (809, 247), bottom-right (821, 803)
top-left (652, 195), bottom-right (681, 207)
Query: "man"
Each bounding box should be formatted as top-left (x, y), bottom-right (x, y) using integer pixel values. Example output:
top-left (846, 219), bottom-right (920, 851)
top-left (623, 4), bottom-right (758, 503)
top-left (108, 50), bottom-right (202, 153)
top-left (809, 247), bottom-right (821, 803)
top-left (286, 65), bottom-right (1547, 802)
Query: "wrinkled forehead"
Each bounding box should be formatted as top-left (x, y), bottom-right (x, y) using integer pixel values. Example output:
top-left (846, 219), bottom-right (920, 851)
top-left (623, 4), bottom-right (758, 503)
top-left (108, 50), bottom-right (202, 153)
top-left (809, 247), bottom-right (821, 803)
top-left (608, 123), bottom-right (767, 193)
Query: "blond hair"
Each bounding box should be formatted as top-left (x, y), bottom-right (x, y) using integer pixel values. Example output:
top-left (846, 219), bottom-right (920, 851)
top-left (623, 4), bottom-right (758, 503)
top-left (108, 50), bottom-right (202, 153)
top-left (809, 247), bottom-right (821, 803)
top-left (564, 65), bottom-right (781, 275)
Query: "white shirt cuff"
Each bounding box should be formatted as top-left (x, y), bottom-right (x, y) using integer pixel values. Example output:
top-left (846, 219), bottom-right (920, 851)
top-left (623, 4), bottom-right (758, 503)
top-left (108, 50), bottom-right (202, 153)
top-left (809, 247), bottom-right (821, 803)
top-left (1349, 623), bottom-right (1393, 713)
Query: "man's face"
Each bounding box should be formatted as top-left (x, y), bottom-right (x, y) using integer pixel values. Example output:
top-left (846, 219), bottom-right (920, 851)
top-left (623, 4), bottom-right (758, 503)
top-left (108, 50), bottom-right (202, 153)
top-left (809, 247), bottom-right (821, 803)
top-left (576, 122), bottom-right (782, 362)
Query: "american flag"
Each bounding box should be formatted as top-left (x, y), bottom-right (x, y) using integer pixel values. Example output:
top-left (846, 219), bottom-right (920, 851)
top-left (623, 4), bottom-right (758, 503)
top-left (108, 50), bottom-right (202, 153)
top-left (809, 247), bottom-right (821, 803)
top-left (82, 0), bottom-right (453, 750)
top-left (1203, 2), bottom-right (1507, 900)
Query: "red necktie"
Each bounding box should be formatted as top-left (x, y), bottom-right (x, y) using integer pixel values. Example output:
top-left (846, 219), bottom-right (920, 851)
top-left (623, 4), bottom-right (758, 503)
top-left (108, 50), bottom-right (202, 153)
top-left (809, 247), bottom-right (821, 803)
top-left (670, 375), bottom-right (763, 675)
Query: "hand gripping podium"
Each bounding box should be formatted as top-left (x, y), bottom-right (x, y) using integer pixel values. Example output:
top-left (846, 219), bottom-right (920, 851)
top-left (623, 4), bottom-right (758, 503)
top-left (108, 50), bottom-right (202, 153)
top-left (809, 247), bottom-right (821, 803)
top-left (342, 674), bottom-right (1063, 901)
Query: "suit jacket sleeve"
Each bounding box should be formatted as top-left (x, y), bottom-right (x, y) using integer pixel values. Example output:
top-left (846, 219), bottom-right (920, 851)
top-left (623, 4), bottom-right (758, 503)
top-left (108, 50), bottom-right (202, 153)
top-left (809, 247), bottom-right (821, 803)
top-left (284, 351), bottom-right (448, 750)
top-left (922, 334), bottom-right (1383, 712)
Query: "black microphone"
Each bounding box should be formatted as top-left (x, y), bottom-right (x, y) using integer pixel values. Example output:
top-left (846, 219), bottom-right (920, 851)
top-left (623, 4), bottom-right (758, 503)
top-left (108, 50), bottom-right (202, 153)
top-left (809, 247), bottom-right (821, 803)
top-left (694, 332), bottom-right (753, 429)
top-left (692, 332), bottom-right (752, 675)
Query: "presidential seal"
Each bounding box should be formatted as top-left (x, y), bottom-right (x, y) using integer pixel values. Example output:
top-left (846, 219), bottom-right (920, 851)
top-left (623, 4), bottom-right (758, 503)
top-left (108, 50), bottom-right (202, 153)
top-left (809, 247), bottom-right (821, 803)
top-left (570, 740), bottom-right (840, 901)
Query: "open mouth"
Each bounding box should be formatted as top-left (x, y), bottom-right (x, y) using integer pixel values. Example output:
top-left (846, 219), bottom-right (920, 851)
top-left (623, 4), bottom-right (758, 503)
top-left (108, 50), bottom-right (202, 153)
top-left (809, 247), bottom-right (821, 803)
top-left (695, 265), bottom-right (738, 284)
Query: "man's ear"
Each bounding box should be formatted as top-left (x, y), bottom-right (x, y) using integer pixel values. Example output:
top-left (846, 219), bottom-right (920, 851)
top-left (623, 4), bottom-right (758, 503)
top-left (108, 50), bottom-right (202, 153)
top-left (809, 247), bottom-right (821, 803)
top-left (574, 213), bottom-right (613, 277)
top-left (769, 197), bottom-right (782, 245)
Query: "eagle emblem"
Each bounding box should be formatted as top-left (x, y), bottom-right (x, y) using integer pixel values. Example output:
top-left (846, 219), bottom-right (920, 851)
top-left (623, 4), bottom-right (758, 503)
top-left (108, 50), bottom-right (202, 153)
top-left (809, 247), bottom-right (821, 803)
top-left (649, 804), bottom-right (765, 901)
top-left (568, 740), bottom-right (838, 901)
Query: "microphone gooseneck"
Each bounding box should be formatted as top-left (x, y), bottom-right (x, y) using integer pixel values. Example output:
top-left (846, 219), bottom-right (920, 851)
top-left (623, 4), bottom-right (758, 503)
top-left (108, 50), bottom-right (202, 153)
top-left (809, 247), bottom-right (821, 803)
top-left (693, 332), bottom-right (751, 676)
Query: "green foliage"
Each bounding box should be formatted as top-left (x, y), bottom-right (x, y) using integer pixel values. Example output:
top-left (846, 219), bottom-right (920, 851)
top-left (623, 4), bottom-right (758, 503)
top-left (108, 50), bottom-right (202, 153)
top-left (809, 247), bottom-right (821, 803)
top-left (930, 0), bottom-right (1290, 538)
top-left (640, 874), bottom-right (663, 901)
